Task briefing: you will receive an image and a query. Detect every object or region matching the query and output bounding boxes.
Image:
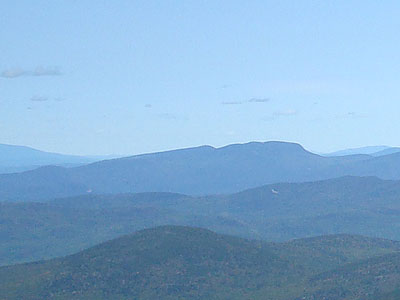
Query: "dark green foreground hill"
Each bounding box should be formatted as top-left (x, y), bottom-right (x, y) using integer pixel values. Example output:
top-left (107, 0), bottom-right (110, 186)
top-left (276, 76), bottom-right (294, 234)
top-left (1, 226), bottom-right (400, 300)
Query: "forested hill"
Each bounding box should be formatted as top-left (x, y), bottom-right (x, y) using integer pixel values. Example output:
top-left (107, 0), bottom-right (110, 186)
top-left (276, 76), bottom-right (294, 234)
top-left (1, 226), bottom-right (400, 300)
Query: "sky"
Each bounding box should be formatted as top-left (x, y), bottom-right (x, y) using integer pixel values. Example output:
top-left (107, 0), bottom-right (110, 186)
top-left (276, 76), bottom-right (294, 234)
top-left (1, 1), bottom-right (400, 155)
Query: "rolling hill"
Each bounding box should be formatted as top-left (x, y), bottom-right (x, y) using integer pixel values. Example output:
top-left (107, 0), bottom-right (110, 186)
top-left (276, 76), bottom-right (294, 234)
top-left (1, 226), bottom-right (400, 300)
top-left (4, 140), bottom-right (400, 201)
top-left (0, 193), bottom-right (249, 266)
top-left (4, 176), bottom-right (400, 266)
top-left (300, 251), bottom-right (400, 300)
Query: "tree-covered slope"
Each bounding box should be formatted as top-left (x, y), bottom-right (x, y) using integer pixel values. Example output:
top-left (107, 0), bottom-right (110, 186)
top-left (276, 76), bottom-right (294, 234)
top-left (298, 252), bottom-right (400, 300)
top-left (1, 226), bottom-right (400, 300)
top-left (0, 193), bottom-right (252, 266)
top-left (4, 176), bottom-right (400, 266)
top-left (0, 226), bottom-right (281, 300)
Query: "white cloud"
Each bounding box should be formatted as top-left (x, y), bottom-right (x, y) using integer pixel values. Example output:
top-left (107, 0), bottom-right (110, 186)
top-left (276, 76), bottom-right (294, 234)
top-left (31, 95), bottom-right (49, 102)
top-left (1, 66), bottom-right (61, 78)
top-left (0, 68), bottom-right (26, 78)
top-left (32, 66), bottom-right (61, 77)
top-left (158, 113), bottom-right (188, 121)
top-left (221, 101), bottom-right (242, 105)
top-left (337, 111), bottom-right (367, 119)
top-left (262, 109), bottom-right (298, 121)
top-left (247, 98), bottom-right (270, 103)
top-left (221, 97), bottom-right (270, 105)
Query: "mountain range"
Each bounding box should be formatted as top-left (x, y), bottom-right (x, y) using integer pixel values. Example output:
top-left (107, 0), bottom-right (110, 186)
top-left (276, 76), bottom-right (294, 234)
top-left (0, 143), bottom-right (121, 174)
top-left (1, 226), bottom-right (400, 300)
top-left (3, 141), bottom-right (400, 298)
top-left (3, 141), bottom-right (400, 201)
top-left (323, 145), bottom-right (400, 157)
top-left (4, 176), bottom-right (400, 266)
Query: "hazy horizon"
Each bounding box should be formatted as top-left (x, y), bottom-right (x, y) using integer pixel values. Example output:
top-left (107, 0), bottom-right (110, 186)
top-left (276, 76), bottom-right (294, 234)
top-left (1, 139), bottom-right (399, 157)
top-left (4, 3), bottom-right (400, 299)
top-left (2, 1), bottom-right (400, 155)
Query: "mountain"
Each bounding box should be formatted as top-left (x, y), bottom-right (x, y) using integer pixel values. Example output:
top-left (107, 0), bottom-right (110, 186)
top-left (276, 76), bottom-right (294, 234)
top-left (217, 176), bottom-right (400, 240)
top-left (0, 141), bottom-right (388, 201)
top-left (300, 251), bottom-right (400, 300)
top-left (68, 141), bottom-right (341, 195)
top-left (324, 145), bottom-right (390, 156)
top-left (324, 145), bottom-right (400, 157)
top-left (5, 176), bottom-right (400, 266)
top-left (0, 166), bottom-right (89, 201)
top-left (372, 147), bottom-right (400, 157)
top-left (339, 151), bottom-right (400, 179)
top-left (1, 226), bottom-right (400, 300)
top-left (0, 143), bottom-right (119, 174)
top-left (0, 193), bottom-right (249, 266)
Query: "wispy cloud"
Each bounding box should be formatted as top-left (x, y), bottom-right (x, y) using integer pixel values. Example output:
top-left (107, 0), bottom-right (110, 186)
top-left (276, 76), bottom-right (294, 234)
top-left (158, 113), bottom-right (188, 121)
top-left (247, 97), bottom-right (270, 103)
top-left (263, 109), bottom-right (298, 121)
top-left (221, 97), bottom-right (270, 105)
top-left (337, 111), bottom-right (367, 119)
top-left (1, 66), bottom-right (62, 78)
top-left (1, 68), bottom-right (25, 78)
top-left (31, 95), bottom-right (49, 102)
top-left (32, 67), bottom-right (61, 77)
top-left (221, 101), bottom-right (242, 105)
top-left (144, 104), bottom-right (153, 108)
top-left (30, 96), bottom-right (66, 102)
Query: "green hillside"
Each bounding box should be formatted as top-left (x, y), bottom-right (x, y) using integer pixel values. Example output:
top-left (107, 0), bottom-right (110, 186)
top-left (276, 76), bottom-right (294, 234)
top-left (1, 226), bottom-right (400, 300)
top-left (4, 176), bottom-right (400, 266)
top-left (299, 252), bottom-right (400, 299)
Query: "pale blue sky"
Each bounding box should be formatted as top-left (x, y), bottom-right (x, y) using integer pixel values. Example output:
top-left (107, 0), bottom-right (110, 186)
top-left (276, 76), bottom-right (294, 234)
top-left (1, 1), bottom-right (400, 155)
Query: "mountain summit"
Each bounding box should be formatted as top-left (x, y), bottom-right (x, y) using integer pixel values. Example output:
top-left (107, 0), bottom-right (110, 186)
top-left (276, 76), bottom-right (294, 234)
top-left (2, 141), bottom-right (400, 201)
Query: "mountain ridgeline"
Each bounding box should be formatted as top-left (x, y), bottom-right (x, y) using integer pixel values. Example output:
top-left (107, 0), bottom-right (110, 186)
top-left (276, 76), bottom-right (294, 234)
top-left (324, 145), bottom-right (400, 157)
top-left (2, 141), bottom-right (400, 201)
top-left (2, 142), bottom-right (400, 299)
top-left (1, 226), bottom-right (400, 300)
top-left (4, 176), bottom-right (400, 266)
top-left (0, 143), bottom-right (112, 174)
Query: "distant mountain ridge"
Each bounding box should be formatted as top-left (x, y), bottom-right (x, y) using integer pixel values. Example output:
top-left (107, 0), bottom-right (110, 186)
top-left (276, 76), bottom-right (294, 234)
top-left (0, 143), bottom-right (122, 174)
top-left (3, 141), bottom-right (400, 201)
top-left (0, 143), bottom-right (92, 165)
top-left (324, 145), bottom-right (400, 157)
